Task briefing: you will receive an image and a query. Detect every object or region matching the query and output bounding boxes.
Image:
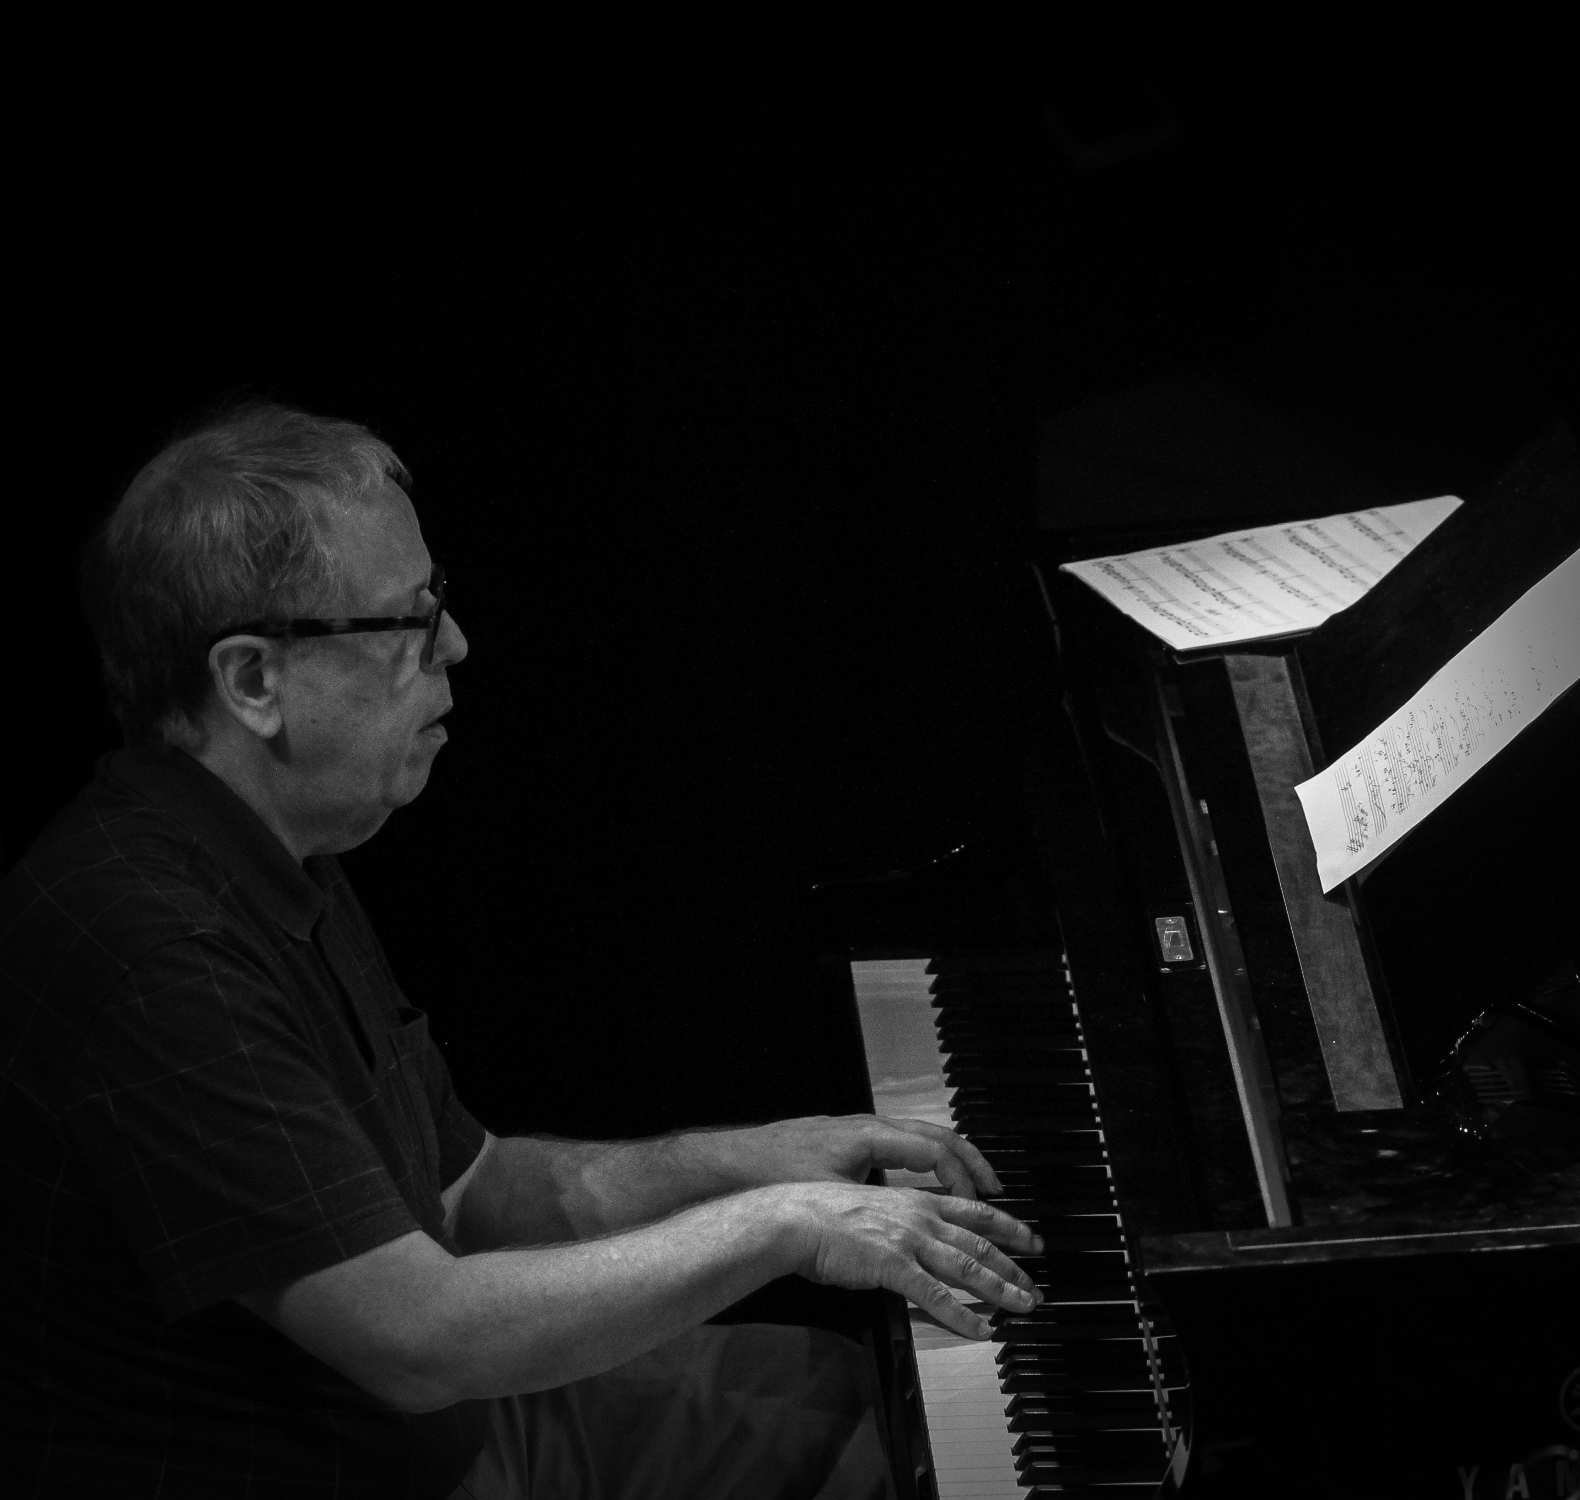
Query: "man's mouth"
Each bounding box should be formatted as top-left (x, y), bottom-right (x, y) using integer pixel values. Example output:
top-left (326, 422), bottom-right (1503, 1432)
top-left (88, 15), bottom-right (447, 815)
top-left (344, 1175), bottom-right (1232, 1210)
top-left (423, 705), bottom-right (452, 732)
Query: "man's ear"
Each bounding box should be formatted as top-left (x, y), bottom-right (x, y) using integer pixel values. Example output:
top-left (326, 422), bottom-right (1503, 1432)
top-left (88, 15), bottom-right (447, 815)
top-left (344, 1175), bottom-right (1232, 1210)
top-left (208, 636), bottom-right (287, 739)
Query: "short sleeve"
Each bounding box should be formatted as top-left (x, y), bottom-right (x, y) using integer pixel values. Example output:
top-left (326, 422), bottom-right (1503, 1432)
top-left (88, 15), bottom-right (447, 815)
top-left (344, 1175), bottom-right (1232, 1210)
top-left (65, 933), bottom-right (420, 1320)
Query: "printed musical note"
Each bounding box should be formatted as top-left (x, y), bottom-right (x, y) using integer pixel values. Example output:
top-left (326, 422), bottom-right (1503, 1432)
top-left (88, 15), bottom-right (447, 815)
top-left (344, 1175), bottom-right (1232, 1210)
top-left (1061, 496), bottom-right (1461, 651)
top-left (1296, 549), bottom-right (1580, 892)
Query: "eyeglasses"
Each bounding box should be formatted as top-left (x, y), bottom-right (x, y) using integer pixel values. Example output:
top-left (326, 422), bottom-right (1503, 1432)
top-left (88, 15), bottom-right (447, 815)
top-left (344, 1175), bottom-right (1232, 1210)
top-left (209, 564), bottom-right (449, 667)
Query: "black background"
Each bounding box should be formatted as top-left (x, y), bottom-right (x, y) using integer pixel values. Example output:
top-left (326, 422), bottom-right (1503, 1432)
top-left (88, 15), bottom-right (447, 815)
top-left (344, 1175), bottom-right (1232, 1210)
top-left (10, 32), bottom-right (1575, 1141)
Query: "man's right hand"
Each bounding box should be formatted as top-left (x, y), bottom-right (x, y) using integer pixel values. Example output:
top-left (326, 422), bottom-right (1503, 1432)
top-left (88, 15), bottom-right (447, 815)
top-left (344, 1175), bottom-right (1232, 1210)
top-left (776, 1181), bottom-right (1043, 1339)
top-left (237, 1175), bottom-right (1044, 1412)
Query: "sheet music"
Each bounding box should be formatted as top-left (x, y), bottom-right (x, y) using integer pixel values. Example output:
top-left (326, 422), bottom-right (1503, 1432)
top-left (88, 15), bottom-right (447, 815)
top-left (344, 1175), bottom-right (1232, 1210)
top-left (1060, 496), bottom-right (1461, 651)
top-left (1295, 548), bottom-right (1580, 893)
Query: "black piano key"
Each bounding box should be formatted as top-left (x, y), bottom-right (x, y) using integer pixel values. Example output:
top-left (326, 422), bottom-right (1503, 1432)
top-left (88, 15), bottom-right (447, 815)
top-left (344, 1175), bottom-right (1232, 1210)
top-left (995, 1339), bottom-right (1153, 1369)
top-left (930, 999), bottom-right (1076, 1023)
top-left (952, 1121), bottom-right (1101, 1140)
top-left (992, 1315), bottom-right (1181, 1365)
top-left (999, 1357), bottom-right (1156, 1380)
top-left (951, 1095), bottom-right (1097, 1123)
top-left (1019, 1460), bottom-right (1175, 1487)
top-left (931, 987), bottom-right (1067, 1004)
top-left (951, 1080), bottom-right (1089, 1100)
top-left (1016, 1449), bottom-right (1170, 1482)
top-left (922, 961), bottom-right (1061, 986)
top-left (931, 985), bottom-right (1070, 1005)
top-left (1011, 1412), bottom-right (1171, 1437)
top-left (931, 975), bottom-right (1068, 990)
top-left (991, 1172), bottom-right (1115, 1196)
top-left (1001, 1370), bottom-right (1159, 1395)
top-left (943, 1037), bottom-right (1086, 1063)
top-left (989, 1161), bottom-right (1114, 1180)
top-left (941, 1046), bottom-right (1084, 1063)
top-left (993, 1320), bottom-right (1147, 1345)
top-left (938, 1038), bottom-right (1084, 1059)
top-left (931, 1002), bottom-right (1076, 1025)
top-left (1006, 1393), bottom-right (1166, 1430)
top-left (1000, 1361), bottom-right (1161, 1389)
top-left (1029, 1293), bottom-right (1139, 1310)
top-left (933, 1010), bottom-right (1074, 1030)
top-left (1023, 1489), bottom-right (1166, 1499)
top-left (997, 1322), bottom-right (1160, 1341)
top-left (1014, 1429), bottom-right (1170, 1458)
top-left (873, 955), bottom-right (1177, 1496)
top-left (982, 1158), bottom-right (1112, 1180)
top-left (986, 1225), bottom-right (1126, 1253)
top-left (989, 1186), bottom-right (1117, 1210)
top-left (928, 960), bottom-right (1065, 981)
top-left (987, 1165), bottom-right (1113, 1186)
top-left (993, 1331), bottom-right (1155, 1357)
top-left (995, 1188), bottom-right (1117, 1212)
top-left (948, 1055), bottom-right (1087, 1079)
top-left (1014, 1439), bottom-right (1169, 1469)
top-left (944, 1066), bottom-right (1094, 1090)
top-left (1028, 1483), bottom-right (1164, 1496)
top-left (948, 1111), bottom-right (1104, 1137)
top-left (938, 1044), bottom-right (1086, 1067)
top-left (1021, 1246), bottom-right (1130, 1267)
top-left (982, 1197), bottom-right (1118, 1221)
top-left (966, 1128), bottom-right (1105, 1146)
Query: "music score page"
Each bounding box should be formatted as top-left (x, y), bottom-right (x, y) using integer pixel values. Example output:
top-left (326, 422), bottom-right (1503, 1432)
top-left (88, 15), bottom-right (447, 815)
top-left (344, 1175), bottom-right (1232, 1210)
top-left (1060, 496), bottom-right (1461, 651)
top-left (1296, 548), bottom-right (1580, 892)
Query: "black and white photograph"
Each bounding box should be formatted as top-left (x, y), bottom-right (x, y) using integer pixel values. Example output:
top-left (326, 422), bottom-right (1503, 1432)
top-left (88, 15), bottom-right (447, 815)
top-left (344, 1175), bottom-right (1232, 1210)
top-left (5, 27), bottom-right (1577, 1500)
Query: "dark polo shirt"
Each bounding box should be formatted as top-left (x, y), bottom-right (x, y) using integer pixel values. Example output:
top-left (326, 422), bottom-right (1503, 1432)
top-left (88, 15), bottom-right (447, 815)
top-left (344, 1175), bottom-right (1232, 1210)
top-left (0, 745), bottom-right (489, 1497)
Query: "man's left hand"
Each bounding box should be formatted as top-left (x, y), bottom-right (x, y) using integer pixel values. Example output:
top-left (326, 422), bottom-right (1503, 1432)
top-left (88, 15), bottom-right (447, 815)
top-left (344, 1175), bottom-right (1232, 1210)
top-left (699, 1115), bottom-right (1002, 1200)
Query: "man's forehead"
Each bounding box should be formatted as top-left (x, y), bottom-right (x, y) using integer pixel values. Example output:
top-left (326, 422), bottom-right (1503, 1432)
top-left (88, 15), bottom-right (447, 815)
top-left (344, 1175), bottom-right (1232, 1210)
top-left (325, 481), bottom-right (430, 607)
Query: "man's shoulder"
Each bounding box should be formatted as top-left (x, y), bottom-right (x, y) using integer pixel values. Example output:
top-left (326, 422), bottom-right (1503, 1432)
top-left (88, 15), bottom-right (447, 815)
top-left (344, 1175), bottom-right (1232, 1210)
top-left (1, 759), bottom-right (236, 1018)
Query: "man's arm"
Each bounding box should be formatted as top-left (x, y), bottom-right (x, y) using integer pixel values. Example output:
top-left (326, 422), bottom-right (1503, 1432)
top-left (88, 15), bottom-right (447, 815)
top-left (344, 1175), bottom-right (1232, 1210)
top-left (239, 1179), bottom-right (1042, 1412)
top-left (447, 1114), bottom-right (1005, 1251)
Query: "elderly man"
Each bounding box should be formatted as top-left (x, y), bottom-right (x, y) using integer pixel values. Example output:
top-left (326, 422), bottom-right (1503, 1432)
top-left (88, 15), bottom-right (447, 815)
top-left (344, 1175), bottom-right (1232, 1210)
top-left (0, 403), bottom-right (1041, 1498)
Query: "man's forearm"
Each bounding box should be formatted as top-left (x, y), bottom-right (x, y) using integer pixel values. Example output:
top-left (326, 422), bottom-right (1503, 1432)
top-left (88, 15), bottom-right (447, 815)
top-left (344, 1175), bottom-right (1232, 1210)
top-left (454, 1129), bottom-right (777, 1250)
top-left (432, 1185), bottom-right (801, 1403)
top-left (246, 1176), bottom-right (1043, 1413)
top-left (267, 1185), bottom-right (806, 1411)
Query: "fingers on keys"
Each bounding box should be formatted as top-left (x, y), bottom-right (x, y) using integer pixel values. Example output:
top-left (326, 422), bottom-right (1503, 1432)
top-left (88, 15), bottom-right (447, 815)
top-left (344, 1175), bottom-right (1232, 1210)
top-left (906, 1197), bottom-right (1043, 1338)
top-left (908, 1274), bottom-right (994, 1340)
top-left (886, 1119), bottom-right (1004, 1199)
top-left (931, 1191), bottom-right (1044, 1257)
top-left (936, 1131), bottom-right (1003, 1198)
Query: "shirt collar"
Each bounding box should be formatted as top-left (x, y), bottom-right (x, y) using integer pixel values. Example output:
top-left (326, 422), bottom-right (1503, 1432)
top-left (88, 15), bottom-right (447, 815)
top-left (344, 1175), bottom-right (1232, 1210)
top-left (107, 744), bottom-right (325, 940)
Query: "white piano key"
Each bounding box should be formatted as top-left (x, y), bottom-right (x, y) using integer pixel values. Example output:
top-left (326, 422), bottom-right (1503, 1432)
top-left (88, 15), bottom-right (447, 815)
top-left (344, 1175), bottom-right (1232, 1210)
top-left (851, 961), bottom-right (1024, 1496)
top-left (851, 957), bottom-right (1172, 1496)
top-left (909, 1312), bottom-right (1021, 1499)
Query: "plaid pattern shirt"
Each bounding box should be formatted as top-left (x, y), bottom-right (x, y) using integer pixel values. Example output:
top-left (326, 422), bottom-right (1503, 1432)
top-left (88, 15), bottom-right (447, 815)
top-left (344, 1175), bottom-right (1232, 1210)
top-left (0, 745), bottom-right (489, 1497)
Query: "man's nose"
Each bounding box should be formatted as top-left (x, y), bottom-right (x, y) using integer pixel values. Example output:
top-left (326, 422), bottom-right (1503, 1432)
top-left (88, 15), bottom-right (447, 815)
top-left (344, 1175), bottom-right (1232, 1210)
top-left (432, 610), bottom-right (468, 669)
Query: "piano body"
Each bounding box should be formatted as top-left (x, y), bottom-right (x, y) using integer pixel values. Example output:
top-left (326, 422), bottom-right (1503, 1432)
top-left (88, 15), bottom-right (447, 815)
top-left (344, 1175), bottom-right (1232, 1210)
top-left (823, 423), bottom-right (1580, 1498)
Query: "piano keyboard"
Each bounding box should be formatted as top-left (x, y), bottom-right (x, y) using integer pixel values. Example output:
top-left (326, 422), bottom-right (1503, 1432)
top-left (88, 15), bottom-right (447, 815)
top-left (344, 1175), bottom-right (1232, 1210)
top-left (851, 955), bottom-right (1185, 1497)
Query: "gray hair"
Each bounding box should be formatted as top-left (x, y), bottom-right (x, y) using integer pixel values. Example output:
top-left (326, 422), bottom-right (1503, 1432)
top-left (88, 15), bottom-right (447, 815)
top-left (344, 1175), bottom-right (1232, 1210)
top-left (79, 401), bottom-right (410, 746)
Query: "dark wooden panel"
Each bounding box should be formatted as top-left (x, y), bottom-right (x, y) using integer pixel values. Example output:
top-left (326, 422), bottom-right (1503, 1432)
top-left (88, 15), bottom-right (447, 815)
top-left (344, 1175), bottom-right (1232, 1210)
top-left (1299, 420), bottom-right (1580, 757)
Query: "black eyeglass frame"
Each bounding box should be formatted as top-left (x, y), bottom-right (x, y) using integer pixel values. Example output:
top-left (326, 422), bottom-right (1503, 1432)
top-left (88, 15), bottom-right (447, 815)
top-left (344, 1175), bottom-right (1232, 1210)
top-left (208, 565), bottom-right (448, 667)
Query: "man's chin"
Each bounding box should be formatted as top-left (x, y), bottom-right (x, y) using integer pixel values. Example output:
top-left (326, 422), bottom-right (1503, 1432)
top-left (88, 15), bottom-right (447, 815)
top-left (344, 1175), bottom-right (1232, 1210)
top-left (392, 740), bottom-right (442, 802)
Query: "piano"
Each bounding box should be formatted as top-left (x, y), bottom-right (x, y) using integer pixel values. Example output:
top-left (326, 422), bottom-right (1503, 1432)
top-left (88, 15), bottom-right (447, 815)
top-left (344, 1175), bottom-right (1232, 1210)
top-left (819, 421), bottom-right (1580, 1498)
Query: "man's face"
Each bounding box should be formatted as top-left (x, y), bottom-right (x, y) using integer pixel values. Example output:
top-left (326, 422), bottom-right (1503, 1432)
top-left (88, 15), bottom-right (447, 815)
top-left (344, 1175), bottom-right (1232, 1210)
top-left (268, 478), bottom-right (467, 854)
